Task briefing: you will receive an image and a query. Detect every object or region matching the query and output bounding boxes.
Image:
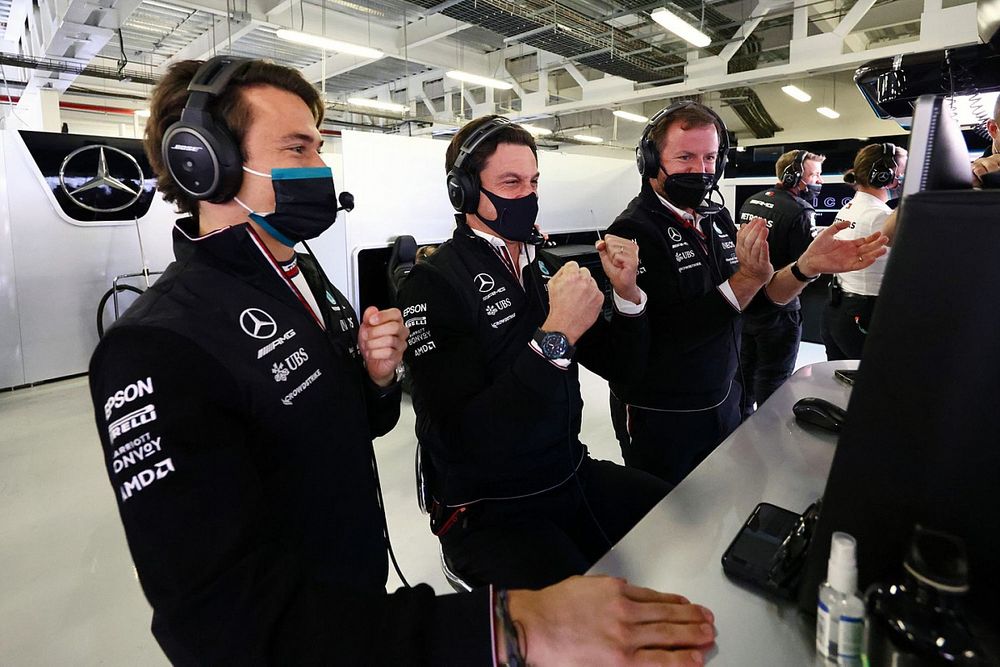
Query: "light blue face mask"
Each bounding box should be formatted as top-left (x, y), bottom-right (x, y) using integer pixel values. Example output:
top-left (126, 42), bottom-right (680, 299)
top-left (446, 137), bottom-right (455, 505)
top-left (235, 166), bottom-right (338, 247)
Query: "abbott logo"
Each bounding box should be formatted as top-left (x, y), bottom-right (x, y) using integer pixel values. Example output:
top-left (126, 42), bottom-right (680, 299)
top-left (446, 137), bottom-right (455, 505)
top-left (240, 308), bottom-right (277, 339)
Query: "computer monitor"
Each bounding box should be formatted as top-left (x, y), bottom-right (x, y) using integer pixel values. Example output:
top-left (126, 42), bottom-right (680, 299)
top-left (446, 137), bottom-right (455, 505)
top-left (798, 99), bottom-right (1000, 631)
top-left (901, 94), bottom-right (973, 197)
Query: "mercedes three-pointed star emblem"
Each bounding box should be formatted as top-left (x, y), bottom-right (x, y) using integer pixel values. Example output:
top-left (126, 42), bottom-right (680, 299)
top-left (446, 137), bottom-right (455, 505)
top-left (58, 145), bottom-right (144, 213)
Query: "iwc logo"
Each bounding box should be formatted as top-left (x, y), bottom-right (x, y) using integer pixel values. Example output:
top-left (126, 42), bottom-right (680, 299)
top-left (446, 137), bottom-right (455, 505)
top-left (58, 145), bottom-right (144, 213)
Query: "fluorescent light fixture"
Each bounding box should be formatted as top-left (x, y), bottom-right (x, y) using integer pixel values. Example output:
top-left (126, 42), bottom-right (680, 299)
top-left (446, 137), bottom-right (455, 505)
top-left (650, 8), bottom-right (711, 48)
top-left (445, 70), bottom-right (514, 90)
top-left (781, 85), bottom-right (811, 102)
top-left (519, 123), bottom-right (552, 136)
top-left (613, 109), bottom-right (648, 123)
top-left (275, 29), bottom-right (384, 59)
top-left (816, 106), bottom-right (841, 119)
top-left (143, 0), bottom-right (187, 11)
top-left (573, 134), bottom-right (604, 144)
top-left (347, 97), bottom-right (409, 113)
top-left (134, 108), bottom-right (151, 117)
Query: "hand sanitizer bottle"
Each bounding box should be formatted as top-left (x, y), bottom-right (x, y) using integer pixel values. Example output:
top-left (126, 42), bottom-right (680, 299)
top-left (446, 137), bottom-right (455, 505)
top-left (816, 532), bottom-right (866, 661)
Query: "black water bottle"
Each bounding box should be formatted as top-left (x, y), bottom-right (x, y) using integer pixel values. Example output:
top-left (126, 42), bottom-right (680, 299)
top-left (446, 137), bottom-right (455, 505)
top-left (863, 526), bottom-right (985, 666)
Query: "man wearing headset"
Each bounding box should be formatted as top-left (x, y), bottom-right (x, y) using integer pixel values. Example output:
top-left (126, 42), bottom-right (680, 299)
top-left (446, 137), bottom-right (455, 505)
top-left (396, 115), bottom-right (675, 591)
top-left (88, 60), bottom-right (715, 665)
top-left (737, 149), bottom-right (825, 410)
top-left (606, 102), bottom-right (888, 485)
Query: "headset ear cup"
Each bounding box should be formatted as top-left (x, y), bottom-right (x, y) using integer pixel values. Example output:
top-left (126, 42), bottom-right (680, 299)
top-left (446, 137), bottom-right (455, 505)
top-left (637, 139), bottom-right (659, 179)
top-left (162, 118), bottom-right (243, 202)
top-left (447, 169), bottom-right (480, 214)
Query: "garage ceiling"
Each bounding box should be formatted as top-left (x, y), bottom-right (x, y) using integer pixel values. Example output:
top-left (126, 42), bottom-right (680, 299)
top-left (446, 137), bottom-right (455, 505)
top-left (0, 0), bottom-right (982, 142)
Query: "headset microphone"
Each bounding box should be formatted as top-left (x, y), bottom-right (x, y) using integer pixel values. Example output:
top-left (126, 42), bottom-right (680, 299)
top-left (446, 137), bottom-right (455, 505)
top-left (526, 227), bottom-right (546, 246)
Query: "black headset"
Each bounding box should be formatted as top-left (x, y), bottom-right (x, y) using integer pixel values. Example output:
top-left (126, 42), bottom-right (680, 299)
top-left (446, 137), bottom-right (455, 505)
top-left (869, 143), bottom-right (898, 189)
top-left (446, 117), bottom-right (520, 213)
top-left (780, 150), bottom-right (808, 189)
top-left (161, 56), bottom-right (252, 203)
top-left (636, 101), bottom-right (729, 184)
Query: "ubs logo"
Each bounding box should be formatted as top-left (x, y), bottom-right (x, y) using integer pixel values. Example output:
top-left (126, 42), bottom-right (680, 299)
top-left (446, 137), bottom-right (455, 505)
top-left (474, 273), bottom-right (495, 293)
top-left (240, 308), bottom-right (278, 339)
top-left (58, 145), bottom-right (144, 213)
top-left (668, 227), bottom-right (683, 243)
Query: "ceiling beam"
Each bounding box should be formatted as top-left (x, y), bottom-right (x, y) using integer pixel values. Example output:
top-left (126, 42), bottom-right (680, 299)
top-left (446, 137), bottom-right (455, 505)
top-left (158, 16), bottom-right (261, 71)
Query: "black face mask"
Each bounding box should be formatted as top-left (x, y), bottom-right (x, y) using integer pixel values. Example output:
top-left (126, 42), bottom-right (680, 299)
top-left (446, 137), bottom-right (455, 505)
top-left (659, 169), bottom-right (716, 210)
top-left (804, 183), bottom-right (822, 198)
top-left (237, 166), bottom-right (338, 247)
top-left (476, 188), bottom-right (539, 242)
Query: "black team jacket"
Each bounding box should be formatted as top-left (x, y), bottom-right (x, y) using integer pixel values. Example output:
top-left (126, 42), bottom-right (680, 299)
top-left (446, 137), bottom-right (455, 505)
top-left (606, 182), bottom-right (742, 412)
top-left (89, 218), bottom-right (491, 665)
top-left (396, 222), bottom-right (649, 507)
top-left (737, 185), bottom-right (816, 317)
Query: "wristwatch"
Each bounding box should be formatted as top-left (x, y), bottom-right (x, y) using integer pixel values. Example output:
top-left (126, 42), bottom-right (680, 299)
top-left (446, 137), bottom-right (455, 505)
top-left (533, 329), bottom-right (575, 360)
top-left (790, 261), bottom-right (819, 283)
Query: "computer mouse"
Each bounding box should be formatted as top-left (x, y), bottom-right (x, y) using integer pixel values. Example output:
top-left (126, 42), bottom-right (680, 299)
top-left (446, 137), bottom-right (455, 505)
top-left (792, 397), bottom-right (848, 433)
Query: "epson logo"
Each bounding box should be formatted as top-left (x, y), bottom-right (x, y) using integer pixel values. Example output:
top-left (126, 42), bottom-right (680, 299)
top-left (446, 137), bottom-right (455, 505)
top-left (170, 144), bottom-right (202, 153)
top-left (104, 377), bottom-right (154, 419)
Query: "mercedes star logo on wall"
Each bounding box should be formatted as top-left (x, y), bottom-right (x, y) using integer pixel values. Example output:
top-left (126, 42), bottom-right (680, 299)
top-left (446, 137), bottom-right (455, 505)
top-left (58, 145), bottom-right (144, 213)
top-left (240, 308), bottom-right (278, 339)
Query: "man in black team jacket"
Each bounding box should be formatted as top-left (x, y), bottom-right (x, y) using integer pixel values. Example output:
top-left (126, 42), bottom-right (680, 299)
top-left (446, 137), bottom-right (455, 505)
top-left (737, 149), bottom-right (825, 408)
top-left (397, 116), bottom-right (673, 591)
top-left (89, 59), bottom-right (716, 665)
top-left (607, 102), bottom-right (889, 486)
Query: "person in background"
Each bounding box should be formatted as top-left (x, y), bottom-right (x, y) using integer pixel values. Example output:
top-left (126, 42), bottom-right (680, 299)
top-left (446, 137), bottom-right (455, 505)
top-left (89, 57), bottom-right (716, 666)
top-left (737, 149), bottom-right (825, 409)
top-left (822, 143), bottom-right (908, 360)
top-left (606, 101), bottom-right (889, 486)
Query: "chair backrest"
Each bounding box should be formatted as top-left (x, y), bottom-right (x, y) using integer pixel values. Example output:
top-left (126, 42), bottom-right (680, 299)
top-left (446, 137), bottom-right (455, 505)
top-left (387, 235), bottom-right (418, 303)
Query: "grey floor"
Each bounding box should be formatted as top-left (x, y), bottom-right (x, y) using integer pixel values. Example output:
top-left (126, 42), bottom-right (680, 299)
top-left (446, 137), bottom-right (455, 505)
top-left (0, 343), bottom-right (828, 665)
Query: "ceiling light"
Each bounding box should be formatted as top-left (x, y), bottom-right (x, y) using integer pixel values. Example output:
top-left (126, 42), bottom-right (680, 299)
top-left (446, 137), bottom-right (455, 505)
top-left (816, 106), bottom-right (841, 119)
top-left (573, 134), bottom-right (604, 144)
top-left (650, 8), bottom-right (711, 48)
top-left (134, 108), bottom-right (151, 117)
top-left (347, 97), bottom-right (409, 113)
top-left (519, 123), bottom-right (552, 136)
top-left (613, 109), bottom-right (648, 123)
top-left (445, 70), bottom-right (514, 90)
top-left (143, 0), bottom-right (187, 11)
top-left (275, 29), bottom-right (384, 59)
top-left (781, 85), bottom-right (811, 102)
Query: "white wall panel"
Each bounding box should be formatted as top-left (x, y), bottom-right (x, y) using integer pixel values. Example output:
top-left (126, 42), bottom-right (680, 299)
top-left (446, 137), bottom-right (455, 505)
top-left (338, 130), bottom-right (636, 304)
top-left (0, 135), bottom-right (24, 388)
top-left (3, 130), bottom-right (177, 386)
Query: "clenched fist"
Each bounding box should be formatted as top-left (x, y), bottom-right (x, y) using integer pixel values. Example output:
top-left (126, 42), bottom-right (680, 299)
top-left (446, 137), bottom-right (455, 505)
top-left (541, 261), bottom-right (604, 344)
top-left (359, 306), bottom-right (407, 387)
top-left (596, 234), bottom-right (641, 305)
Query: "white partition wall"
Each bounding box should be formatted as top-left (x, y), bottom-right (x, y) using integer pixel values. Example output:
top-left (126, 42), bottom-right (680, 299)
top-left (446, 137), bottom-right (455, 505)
top-left (337, 130), bottom-right (637, 305)
top-left (0, 130), bottom-right (176, 388)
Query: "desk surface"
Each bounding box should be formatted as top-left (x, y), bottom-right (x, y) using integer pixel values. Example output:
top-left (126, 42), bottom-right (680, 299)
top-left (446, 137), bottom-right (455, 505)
top-left (590, 361), bottom-right (858, 664)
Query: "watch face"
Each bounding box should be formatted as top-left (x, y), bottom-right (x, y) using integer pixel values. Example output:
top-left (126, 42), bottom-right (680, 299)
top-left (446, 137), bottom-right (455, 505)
top-left (541, 332), bottom-right (569, 359)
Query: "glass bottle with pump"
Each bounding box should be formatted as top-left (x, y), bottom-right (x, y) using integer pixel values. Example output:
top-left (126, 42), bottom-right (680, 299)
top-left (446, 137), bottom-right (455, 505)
top-left (816, 532), bottom-right (865, 661)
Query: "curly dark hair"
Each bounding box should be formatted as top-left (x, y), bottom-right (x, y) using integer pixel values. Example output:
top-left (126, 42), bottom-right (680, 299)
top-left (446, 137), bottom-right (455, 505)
top-left (144, 59), bottom-right (324, 220)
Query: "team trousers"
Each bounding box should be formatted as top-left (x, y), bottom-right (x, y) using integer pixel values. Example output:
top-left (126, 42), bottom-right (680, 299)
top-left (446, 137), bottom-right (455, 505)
top-left (438, 456), bottom-right (669, 590)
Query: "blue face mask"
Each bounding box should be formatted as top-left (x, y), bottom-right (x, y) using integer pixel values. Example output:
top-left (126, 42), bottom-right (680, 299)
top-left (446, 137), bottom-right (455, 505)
top-left (887, 174), bottom-right (905, 200)
top-left (236, 166), bottom-right (338, 247)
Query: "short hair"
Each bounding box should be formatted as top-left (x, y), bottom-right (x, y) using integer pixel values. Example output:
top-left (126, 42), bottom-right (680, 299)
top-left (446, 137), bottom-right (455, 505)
top-left (445, 115), bottom-right (538, 176)
top-left (774, 150), bottom-right (826, 180)
top-left (648, 102), bottom-right (723, 154)
top-left (144, 59), bottom-right (324, 220)
top-left (845, 143), bottom-right (909, 188)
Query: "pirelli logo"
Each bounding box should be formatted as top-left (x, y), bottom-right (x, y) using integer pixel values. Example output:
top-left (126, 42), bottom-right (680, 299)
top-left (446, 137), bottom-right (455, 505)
top-left (108, 404), bottom-right (157, 444)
